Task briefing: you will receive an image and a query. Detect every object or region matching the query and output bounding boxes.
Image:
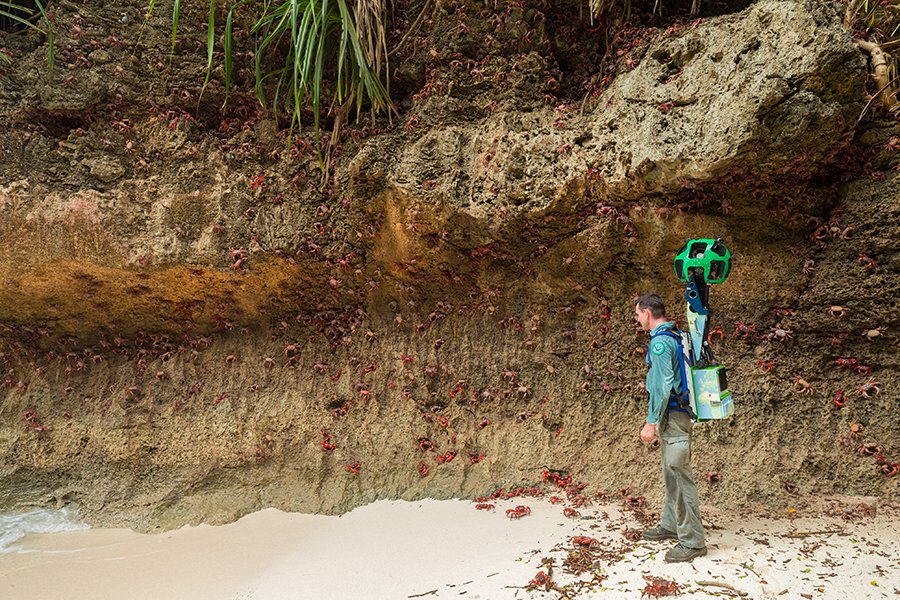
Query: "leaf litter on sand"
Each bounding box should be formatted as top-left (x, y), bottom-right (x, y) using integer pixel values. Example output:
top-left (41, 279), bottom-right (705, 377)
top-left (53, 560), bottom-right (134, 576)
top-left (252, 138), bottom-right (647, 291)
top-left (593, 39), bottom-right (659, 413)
top-left (562, 539), bottom-right (636, 576)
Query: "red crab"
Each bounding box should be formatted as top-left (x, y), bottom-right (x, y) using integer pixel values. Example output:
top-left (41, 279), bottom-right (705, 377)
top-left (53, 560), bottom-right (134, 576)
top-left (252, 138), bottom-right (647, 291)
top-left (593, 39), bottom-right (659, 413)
top-left (571, 535), bottom-right (600, 547)
top-left (622, 495), bottom-right (646, 508)
top-left (767, 326), bottom-right (793, 342)
top-left (880, 462), bottom-right (900, 478)
top-left (642, 577), bottom-right (681, 598)
top-left (832, 390), bottom-right (847, 409)
top-left (856, 378), bottom-right (880, 398)
top-left (857, 254), bottom-right (877, 269)
top-left (320, 430), bottom-right (336, 452)
top-left (506, 505), bottom-right (531, 519)
top-left (707, 325), bottom-right (725, 342)
top-left (733, 321), bottom-right (755, 338)
top-left (528, 571), bottom-right (548, 589)
top-left (541, 470), bottom-right (573, 489)
top-left (436, 450), bottom-right (457, 464)
top-left (757, 360), bottom-right (776, 372)
top-left (21, 409), bottom-right (48, 433)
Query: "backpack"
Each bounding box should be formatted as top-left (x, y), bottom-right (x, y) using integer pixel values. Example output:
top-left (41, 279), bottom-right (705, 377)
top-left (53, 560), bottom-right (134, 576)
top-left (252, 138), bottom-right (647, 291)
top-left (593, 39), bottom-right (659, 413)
top-left (648, 326), bottom-right (734, 422)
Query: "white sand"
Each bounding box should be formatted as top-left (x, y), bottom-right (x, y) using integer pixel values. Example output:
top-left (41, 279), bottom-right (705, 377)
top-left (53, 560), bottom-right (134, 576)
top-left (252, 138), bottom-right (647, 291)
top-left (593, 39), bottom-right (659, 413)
top-left (1, 496), bottom-right (898, 600)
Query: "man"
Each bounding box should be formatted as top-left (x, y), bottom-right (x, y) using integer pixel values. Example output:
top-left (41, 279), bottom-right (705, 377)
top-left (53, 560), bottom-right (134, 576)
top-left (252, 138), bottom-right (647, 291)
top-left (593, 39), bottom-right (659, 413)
top-left (634, 293), bottom-right (707, 563)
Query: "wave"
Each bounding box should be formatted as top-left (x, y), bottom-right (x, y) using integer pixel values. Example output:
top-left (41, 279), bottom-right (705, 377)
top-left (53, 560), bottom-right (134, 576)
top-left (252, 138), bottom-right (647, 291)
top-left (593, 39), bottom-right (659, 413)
top-left (0, 506), bottom-right (90, 553)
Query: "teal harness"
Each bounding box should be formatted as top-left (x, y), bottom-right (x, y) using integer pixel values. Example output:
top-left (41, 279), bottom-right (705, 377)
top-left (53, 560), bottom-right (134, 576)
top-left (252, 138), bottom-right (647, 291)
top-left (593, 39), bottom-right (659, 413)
top-left (646, 327), bottom-right (695, 418)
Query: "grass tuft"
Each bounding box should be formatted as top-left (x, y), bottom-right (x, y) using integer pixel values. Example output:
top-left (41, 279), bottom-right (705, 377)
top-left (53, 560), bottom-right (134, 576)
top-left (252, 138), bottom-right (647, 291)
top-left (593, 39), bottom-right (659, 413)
top-left (0, 0), bottom-right (53, 68)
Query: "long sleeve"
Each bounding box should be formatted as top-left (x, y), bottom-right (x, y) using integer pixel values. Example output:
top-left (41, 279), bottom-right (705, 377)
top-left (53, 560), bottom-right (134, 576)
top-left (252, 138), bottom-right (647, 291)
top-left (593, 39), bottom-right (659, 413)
top-left (646, 341), bottom-right (678, 425)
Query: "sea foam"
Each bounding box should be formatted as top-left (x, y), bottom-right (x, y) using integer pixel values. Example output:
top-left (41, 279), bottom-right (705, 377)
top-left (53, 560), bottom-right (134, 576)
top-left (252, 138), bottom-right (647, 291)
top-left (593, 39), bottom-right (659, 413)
top-left (0, 506), bottom-right (89, 553)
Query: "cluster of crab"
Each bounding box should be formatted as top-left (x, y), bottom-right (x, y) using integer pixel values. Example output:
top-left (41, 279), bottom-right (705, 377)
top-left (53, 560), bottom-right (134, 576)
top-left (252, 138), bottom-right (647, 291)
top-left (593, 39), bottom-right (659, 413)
top-left (472, 470), bottom-right (600, 526)
top-left (474, 485), bottom-right (544, 506)
top-left (840, 423), bottom-right (899, 477)
top-left (783, 304), bottom-right (885, 410)
top-left (733, 304), bottom-right (888, 348)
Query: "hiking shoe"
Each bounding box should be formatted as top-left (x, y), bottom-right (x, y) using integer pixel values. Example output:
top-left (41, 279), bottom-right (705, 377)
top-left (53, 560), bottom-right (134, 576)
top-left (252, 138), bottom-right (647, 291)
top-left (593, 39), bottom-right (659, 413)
top-left (664, 543), bottom-right (708, 563)
top-left (642, 527), bottom-right (678, 541)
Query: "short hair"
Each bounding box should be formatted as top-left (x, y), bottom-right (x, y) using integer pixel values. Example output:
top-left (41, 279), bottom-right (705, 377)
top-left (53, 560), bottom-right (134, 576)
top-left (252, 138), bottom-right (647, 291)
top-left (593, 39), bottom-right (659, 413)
top-left (635, 293), bottom-right (666, 318)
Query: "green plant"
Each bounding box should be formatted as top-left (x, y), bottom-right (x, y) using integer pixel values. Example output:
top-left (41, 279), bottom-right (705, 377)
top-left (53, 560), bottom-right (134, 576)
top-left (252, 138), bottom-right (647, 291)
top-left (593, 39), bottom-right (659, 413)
top-left (140, 0), bottom-right (182, 58)
top-left (148, 0), bottom-right (393, 169)
top-left (249, 0), bottom-right (392, 146)
top-left (0, 0), bottom-right (54, 67)
top-left (847, 0), bottom-right (900, 37)
top-left (588, 0), bottom-right (700, 21)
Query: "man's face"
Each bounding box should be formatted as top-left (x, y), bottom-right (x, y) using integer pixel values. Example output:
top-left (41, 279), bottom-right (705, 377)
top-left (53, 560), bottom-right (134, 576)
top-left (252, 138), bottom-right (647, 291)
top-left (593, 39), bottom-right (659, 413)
top-left (634, 305), bottom-right (652, 332)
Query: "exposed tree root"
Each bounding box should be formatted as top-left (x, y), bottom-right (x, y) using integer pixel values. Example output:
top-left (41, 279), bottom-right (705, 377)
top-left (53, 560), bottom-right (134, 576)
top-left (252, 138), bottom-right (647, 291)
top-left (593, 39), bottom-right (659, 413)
top-left (857, 39), bottom-right (898, 114)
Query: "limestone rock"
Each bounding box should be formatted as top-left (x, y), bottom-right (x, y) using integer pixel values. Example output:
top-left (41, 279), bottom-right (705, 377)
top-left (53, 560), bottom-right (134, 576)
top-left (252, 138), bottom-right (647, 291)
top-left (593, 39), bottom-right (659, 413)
top-left (369, 0), bottom-right (864, 222)
top-left (82, 157), bottom-right (125, 183)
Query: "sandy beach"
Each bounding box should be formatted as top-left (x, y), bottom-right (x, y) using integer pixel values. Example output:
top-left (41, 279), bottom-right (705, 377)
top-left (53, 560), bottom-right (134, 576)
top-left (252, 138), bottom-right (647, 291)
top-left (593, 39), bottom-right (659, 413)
top-left (1, 495), bottom-right (898, 600)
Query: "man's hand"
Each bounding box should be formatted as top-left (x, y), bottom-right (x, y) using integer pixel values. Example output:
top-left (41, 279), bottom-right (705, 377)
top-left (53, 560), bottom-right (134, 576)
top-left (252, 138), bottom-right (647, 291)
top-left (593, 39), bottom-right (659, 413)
top-left (640, 422), bottom-right (657, 443)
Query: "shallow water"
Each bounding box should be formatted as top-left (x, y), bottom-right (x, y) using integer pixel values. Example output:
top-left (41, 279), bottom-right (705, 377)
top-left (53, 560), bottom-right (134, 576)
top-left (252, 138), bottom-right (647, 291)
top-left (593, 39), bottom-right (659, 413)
top-left (0, 506), bottom-right (89, 553)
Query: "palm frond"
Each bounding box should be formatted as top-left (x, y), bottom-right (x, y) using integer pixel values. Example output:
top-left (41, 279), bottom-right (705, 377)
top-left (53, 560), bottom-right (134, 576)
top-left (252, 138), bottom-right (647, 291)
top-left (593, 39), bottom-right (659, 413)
top-left (246, 0), bottom-right (392, 150)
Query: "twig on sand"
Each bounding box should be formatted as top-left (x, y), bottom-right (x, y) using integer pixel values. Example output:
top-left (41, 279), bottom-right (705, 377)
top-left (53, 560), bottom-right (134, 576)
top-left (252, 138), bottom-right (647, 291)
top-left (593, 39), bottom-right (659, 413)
top-left (783, 528), bottom-right (845, 538)
top-left (408, 590), bottom-right (438, 598)
top-left (695, 580), bottom-right (749, 597)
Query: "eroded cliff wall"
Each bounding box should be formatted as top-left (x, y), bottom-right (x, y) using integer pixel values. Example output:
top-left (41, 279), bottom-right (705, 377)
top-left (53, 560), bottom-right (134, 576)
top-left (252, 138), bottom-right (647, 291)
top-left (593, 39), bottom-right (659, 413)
top-left (0, 0), bottom-right (896, 530)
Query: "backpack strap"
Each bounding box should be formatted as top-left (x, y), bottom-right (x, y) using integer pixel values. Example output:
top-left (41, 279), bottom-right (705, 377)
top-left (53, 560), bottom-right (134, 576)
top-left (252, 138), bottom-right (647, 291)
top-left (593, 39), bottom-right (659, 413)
top-left (646, 328), bottom-right (682, 366)
top-left (647, 328), bottom-right (695, 420)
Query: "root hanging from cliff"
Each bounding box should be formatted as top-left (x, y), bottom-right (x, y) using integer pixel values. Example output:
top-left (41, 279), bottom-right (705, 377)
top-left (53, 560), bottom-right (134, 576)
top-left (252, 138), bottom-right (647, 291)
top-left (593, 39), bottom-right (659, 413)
top-left (857, 39), bottom-right (899, 115)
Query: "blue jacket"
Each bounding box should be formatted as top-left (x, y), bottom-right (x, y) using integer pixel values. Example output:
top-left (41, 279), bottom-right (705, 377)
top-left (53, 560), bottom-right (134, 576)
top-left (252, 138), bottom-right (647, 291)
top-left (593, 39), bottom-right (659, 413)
top-left (645, 322), bottom-right (684, 425)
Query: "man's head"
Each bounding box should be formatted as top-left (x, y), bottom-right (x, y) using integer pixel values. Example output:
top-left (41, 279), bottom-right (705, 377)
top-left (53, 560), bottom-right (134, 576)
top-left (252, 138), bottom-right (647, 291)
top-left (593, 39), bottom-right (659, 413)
top-left (634, 293), bottom-right (667, 332)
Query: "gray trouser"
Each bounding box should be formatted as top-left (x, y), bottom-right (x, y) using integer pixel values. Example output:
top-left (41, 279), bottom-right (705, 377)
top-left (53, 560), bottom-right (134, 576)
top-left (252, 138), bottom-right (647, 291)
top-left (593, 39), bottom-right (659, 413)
top-left (659, 409), bottom-right (706, 549)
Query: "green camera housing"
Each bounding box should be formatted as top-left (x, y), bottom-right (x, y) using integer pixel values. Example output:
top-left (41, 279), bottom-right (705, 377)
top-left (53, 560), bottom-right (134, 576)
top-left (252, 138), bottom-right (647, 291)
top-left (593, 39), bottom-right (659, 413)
top-left (674, 239), bottom-right (732, 284)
